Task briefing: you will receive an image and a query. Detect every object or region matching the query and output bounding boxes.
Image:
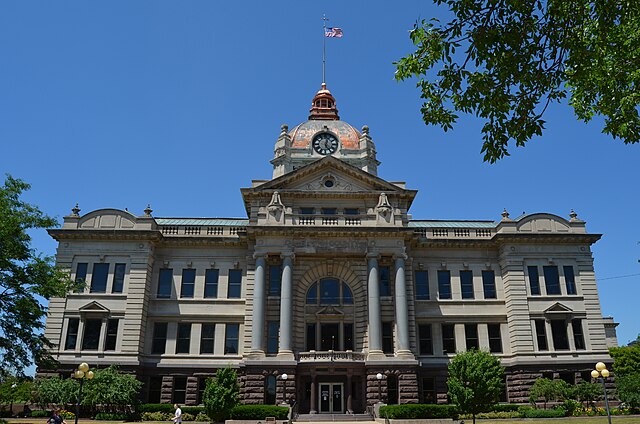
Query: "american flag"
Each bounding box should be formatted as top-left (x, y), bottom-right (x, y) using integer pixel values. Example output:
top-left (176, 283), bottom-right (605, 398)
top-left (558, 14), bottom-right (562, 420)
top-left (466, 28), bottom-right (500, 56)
top-left (324, 27), bottom-right (343, 38)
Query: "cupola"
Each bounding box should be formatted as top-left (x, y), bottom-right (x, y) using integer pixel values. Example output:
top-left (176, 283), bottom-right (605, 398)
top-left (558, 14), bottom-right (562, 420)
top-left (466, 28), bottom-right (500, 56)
top-left (309, 83), bottom-right (339, 120)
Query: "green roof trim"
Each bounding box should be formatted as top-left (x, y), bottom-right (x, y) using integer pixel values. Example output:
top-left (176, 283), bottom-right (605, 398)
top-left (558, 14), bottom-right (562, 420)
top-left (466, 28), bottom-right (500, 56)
top-left (409, 220), bottom-right (496, 228)
top-left (155, 218), bottom-right (249, 226)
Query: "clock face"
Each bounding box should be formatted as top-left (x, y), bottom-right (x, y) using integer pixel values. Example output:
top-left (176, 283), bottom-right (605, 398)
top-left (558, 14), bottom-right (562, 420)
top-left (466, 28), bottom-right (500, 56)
top-left (312, 133), bottom-right (339, 155)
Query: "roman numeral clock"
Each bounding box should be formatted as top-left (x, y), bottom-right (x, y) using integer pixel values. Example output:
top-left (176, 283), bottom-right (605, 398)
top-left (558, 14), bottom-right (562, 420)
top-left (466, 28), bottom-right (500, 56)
top-left (313, 132), bottom-right (339, 155)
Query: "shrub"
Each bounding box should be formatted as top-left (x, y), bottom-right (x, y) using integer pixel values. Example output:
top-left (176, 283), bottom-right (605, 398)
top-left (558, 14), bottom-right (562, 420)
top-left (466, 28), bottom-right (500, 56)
top-left (203, 368), bottom-right (239, 422)
top-left (379, 404), bottom-right (458, 419)
top-left (31, 410), bottom-right (50, 418)
top-left (461, 411), bottom-right (520, 419)
top-left (0, 418), bottom-right (8, 424)
top-left (518, 406), bottom-right (566, 418)
top-left (95, 412), bottom-right (129, 420)
top-left (183, 406), bottom-right (206, 415)
top-left (562, 399), bottom-right (581, 416)
top-left (195, 411), bottom-right (210, 421)
top-left (229, 405), bottom-right (289, 420)
top-left (142, 411), bottom-right (173, 421)
top-left (491, 403), bottom-right (521, 412)
top-left (59, 410), bottom-right (75, 420)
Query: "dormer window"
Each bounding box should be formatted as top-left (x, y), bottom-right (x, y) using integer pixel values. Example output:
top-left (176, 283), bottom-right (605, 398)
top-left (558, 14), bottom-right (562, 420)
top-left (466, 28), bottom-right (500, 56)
top-left (322, 208), bottom-right (337, 215)
top-left (300, 207), bottom-right (315, 215)
top-left (344, 208), bottom-right (359, 215)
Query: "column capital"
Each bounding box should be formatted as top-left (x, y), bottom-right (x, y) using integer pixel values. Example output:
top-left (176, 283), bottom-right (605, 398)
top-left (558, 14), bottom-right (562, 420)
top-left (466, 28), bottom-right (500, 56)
top-left (280, 252), bottom-right (295, 261)
top-left (366, 251), bottom-right (380, 260)
top-left (393, 253), bottom-right (408, 261)
top-left (253, 252), bottom-right (267, 260)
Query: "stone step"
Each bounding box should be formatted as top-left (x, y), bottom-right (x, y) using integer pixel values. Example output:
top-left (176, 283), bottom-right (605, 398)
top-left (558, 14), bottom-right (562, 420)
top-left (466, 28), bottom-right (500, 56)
top-left (294, 413), bottom-right (375, 422)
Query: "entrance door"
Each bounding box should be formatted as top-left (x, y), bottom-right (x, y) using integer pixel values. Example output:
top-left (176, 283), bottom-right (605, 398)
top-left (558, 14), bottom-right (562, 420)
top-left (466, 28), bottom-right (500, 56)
top-left (318, 383), bottom-right (343, 413)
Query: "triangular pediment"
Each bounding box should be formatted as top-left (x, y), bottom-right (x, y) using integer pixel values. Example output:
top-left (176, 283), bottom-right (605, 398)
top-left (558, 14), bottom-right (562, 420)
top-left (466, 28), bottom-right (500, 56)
top-left (316, 305), bottom-right (344, 317)
top-left (544, 302), bottom-right (573, 314)
top-left (79, 301), bottom-right (110, 314)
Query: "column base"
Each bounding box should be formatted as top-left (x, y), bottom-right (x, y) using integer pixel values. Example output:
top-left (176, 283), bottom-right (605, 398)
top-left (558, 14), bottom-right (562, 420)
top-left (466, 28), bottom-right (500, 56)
top-left (366, 350), bottom-right (386, 360)
top-left (395, 349), bottom-right (415, 359)
top-left (247, 350), bottom-right (266, 359)
top-left (309, 410), bottom-right (317, 415)
top-left (277, 350), bottom-right (295, 360)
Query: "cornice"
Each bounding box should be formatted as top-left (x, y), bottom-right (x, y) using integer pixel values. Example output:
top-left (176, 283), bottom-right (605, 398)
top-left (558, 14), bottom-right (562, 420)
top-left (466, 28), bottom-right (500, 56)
top-left (47, 229), bottom-right (162, 242)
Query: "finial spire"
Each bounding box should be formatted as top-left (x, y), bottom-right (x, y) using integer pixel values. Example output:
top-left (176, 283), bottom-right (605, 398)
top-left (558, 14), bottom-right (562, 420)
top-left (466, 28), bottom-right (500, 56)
top-left (71, 203), bottom-right (81, 216)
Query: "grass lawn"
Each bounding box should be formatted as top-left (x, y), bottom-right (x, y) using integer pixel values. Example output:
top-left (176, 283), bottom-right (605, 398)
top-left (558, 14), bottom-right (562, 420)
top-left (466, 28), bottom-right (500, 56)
top-left (478, 418), bottom-right (640, 424)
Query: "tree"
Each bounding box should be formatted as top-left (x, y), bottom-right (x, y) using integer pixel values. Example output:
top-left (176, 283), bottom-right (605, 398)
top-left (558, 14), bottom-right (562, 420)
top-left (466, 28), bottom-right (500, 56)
top-left (0, 175), bottom-right (80, 375)
top-left (529, 378), bottom-right (570, 409)
top-left (447, 350), bottom-right (504, 424)
top-left (616, 372), bottom-right (640, 412)
top-left (395, 1), bottom-right (640, 163)
top-left (81, 365), bottom-right (142, 413)
top-left (31, 376), bottom-right (77, 409)
top-left (0, 376), bottom-right (32, 415)
top-left (203, 367), bottom-right (239, 423)
top-left (573, 381), bottom-right (601, 409)
top-left (609, 342), bottom-right (640, 377)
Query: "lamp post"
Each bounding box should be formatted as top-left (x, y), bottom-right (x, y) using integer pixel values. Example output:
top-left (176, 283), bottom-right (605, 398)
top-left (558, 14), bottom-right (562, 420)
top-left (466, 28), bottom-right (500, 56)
top-left (376, 373), bottom-right (383, 404)
top-left (73, 363), bottom-right (94, 424)
top-left (281, 373), bottom-right (288, 406)
top-left (591, 362), bottom-right (612, 424)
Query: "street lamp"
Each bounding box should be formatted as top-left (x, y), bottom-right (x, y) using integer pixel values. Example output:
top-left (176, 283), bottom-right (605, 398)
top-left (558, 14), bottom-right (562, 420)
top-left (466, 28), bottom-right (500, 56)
top-left (591, 362), bottom-right (612, 424)
top-left (376, 373), bottom-right (383, 404)
top-left (281, 373), bottom-right (288, 406)
top-left (73, 363), bottom-right (94, 424)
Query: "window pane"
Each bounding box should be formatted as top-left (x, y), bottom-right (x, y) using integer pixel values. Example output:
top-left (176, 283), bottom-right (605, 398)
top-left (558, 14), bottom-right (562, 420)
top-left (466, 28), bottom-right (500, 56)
top-left (422, 377), bottom-right (436, 404)
top-left (157, 269), bottom-right (173, 298)
top-left (344, 208), bottom-right (359, 215)
top-left (460, 270), bottom-right (474, 299)
top-left (204, 269), bottom-right (219, 298)
top-left (306, 283), bottom-right (317, 304)
top-left (148, 376), bottom-right (162, 403)
top-left (564, 266), bottom-right (577, 295)
top-left (488, 324), bottom-right (502, 353)
top-left (320, 278), bottom-right (340, 305)
top-left (387, 375), bottom-right (398, 405)
top-left (65, 318), bottom-right (79, 350)
top-left (382, 322), bottom-right (394, 354)
top-left (82, 319), bottom-right (102, 350)
top-left (442, 324), bottom-right (456, 354)
top-left (551, 319), bottom-right (569, 350)
top-left (344, 323), bottom-right (354, 351)
top-left (418, 324), bottom-right (433, 355)
top-left (572, 319), bottom-right (585, 350)
top-left (415, 271), bottom-right (430, 300)
top-left (180, 269), bottom-right (196, 298)
top-left (267, 322), bottom-right (279, 354)
top-left (75, 263), bottom-right (88, 292)
top-left (265, 375), bottom-right (277, 405)
top-left (379, 266), bottom-right (391, 297)
top-left (342, 283), bottom-right (353, 304)
top-left (105, 319), bottom-right (119, 351)
top-left (482, 270), bottom-right (497, 299)
top-left (268, 265), bottom-right (282, 296)
top-left (228, 270), bottom-right (242, 298)
top-left (544, 266), bottom-right (561, 295)
top-left (306, 323), bottom-right (316, 351)
top-left (321, 208), bottom-right (337, 215)
top-left (176, 323), bottom-right (191, 354)
top-left (300, 207), bottom-right (315, 215)
top-left (225, 323), bottom-right (239, 354)
top-left (528, 266), bottom-right (541, 295)
top-left (465, 324), bottom-right (479, 350)
top-left (535, 320), bottom-right (548, 351)
top-left (152, 323), bottom-right (168, 354)
top-left (112, 263), bottom-right (126, 293)
top-left (200, 324), bottom-right (215, 354)
top-left (173, 377), bottom-right (187, 404)
top-left (90, 263), bottom-right (109, 293)
top-left (438, 270), bottom-right (451, 299)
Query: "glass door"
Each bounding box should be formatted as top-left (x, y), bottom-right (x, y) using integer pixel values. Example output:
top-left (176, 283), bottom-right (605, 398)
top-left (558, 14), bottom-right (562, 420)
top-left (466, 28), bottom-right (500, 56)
top-left (318, 383), bottom-right (343, 413)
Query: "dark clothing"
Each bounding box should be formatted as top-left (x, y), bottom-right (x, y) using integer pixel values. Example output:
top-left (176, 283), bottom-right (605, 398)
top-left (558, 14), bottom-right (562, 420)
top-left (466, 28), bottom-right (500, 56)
top-left (48, 413), bottom-right (64, 424)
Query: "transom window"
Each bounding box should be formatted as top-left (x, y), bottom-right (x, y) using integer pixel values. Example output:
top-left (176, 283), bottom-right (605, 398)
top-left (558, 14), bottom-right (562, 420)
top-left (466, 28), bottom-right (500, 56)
top-left (306, 278), bottom-right (353, 305)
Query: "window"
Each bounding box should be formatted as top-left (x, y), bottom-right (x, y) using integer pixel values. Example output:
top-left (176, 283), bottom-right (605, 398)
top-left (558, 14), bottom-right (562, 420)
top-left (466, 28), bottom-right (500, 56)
top-left (176, 323), bottom-right (191, 354)
top-left (460, 270), bottom-right (474, 299)
top-left (379, 266), bottom-right (391, 296)
top-left (157, 268), bottom-right (173, 298)
top-left (65, 318), bottom-right (79, 350)
top-left (422, 377), bottom-right (436, 404)
top-left (200, 324), bottom-right (215, 354)
top-left (344, 323), bottom-right (354, 351)
top-left (415, 271), bottom-right (430, 300)
top-left (342, 283), bottom-right (353, 304)
top-left (90, 263), bottom-right (109, 293)
top-left (265, 375), bottom-right (277, 405)
top-left (268, 265), bottom-right (282, 296)
top-left (344, 208), bottom-right (359, 215)
top-left (465, 324), bottom-right (479, 350)
top-left (551, 319), bottom-right (569, 350)
top-left (387, 375), bottom-right (398, 405)
top-left (306, 283), bottom-right (317, 304)
top-left (112, 263), bottom-right (126, 293)
top-left (180, 269), bottom-right (196, 298)
top-left (572, 319), bottom-right (586, 350)
top-left (528, 266), bottom-right (541, 295)
top-left (559, 372), bottom-right (575, 385)
top-left (535, 320), bottom-right (548, 351)
top-left (82, 319), bottom-right (102, 350)
top-left (225, 323), bottom-right (240, 354)
top-left (300, 207), bottom-right (315, 215)
top-left (148, 377), bottom-right (162, 403)
top-left (564, 266), bottom-right (577, 295)
top-left (105, 319), bottom-right (119, 351)
top-left (321, 208), bottom-right (337, 215)
top-left (488, 324), bottom-right (503, 353)
top-left (75, 263), bottom-right (88, 291)
top-left (152, 322), bottom-right (168, 354)
top-left (442, 324), bottom-right (456, 354)
top-left (204, 269), bottom-right (219, 298)
top-left (382, 322), bottom-right (394, 354)
top-left (197, 377), bottom-right (207, 404)
top-left (173, 377), bottom-right (187, 404)
top-left (228, 269), bottom-right (242, 298)
top-left (320, 278), bottom-right (340, 304)
top-left (482, 270), bottom-right (497, 299)
top-left (438, 270), bottom-right (451, 299)
top-left (306, 323), bottom-right (316, 351)
top-left (267, 322), bottom-right (279, 354)
top-left (418, 324), bottom-right (433, 355)
top-left (543, 266), bottom-right (561, 295)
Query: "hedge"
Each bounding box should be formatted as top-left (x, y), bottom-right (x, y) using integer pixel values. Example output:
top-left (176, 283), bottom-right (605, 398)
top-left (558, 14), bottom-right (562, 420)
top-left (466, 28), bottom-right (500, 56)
top-left (31, 410), bottom-right (50, 418)
top-left (138, 403), bottom-right (205, 415)
top-left (379, 404), bottom-right (459, 419)
top-left (95, 412), bottom-right (129, 420)
top-left (229, 405), bottom-right (289, 420)
top-left (491, 403), bottom-right (521, 412)
top-left (518, 406), bottom-right (567, 418)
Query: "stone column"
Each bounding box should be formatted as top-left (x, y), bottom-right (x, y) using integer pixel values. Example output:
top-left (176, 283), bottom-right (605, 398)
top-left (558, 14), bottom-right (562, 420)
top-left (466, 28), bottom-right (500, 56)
top-left (394, 255), bottom-right (411, 355)
top-left (346, 374), bottom-right (353, 414)
top-left (310, 375), bottom-right (317, 414)
top-left (367, 254), bottom-right (383, 354)
top-left (278, 253), bottom-right (294, 357)
top-left (250, 255), bottom-right (266, 356)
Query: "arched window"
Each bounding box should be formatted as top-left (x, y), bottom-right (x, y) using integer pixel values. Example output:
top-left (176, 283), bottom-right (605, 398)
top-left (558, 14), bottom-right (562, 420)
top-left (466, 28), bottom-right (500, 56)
top-left (306, 279), bottom-right (354, 305)
top-left (306, 283), bottom-right (317, 304)
top-left (265, 375), bottom-right (276, 404)
top-left (343, 283), bottom-right (353, 304)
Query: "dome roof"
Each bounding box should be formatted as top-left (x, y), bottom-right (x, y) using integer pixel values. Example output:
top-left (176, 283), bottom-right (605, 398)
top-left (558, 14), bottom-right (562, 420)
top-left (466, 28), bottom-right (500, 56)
top-left (289, 120), bottom-right (361, 149)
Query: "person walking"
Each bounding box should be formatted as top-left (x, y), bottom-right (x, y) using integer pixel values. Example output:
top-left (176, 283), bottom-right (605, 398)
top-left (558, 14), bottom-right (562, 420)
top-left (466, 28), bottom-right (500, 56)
top-left (47, 409), bottom-right (67, 424)
top-left (173, 404), bottom-right (182, 424)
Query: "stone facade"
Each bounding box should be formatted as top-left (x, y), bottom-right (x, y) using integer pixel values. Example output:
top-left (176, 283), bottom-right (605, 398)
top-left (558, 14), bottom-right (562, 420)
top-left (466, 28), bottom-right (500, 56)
top-left (42, 84), bottom-right (616, 412)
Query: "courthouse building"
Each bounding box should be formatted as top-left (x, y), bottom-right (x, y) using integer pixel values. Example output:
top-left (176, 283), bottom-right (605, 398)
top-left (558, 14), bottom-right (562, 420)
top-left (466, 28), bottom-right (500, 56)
top-left (44, 84), bottom-right (617, 413)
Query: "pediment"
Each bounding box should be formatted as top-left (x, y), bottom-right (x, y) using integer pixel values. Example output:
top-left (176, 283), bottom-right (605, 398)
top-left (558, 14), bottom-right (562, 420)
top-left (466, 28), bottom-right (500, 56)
top-left (79, 209), bottom-right (137, 230)
top-left (516, 213), bottom-right (570, 233)
top-left (316, 305), bottom-right (344, 317)
top-left (544, 302), bottom-right (573, 314)
top-left (79, 301), bottom-right (110, 314)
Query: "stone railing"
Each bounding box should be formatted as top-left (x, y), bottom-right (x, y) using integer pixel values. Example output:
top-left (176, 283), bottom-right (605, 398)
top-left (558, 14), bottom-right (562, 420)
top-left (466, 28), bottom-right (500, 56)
top-left (159, 226), bottom-right (247, 237)
top-left (298, 350), bottom-right (365, 362)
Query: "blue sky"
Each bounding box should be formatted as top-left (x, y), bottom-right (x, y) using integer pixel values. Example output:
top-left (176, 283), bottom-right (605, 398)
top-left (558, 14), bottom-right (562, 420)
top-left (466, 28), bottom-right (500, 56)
top-left (1, 0), bottom-right (638, 370)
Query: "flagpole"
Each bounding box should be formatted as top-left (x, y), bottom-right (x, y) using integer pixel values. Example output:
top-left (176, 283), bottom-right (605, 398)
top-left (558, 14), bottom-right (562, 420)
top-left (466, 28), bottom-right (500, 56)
top-left (322, 15), bottom-right (328, 84)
